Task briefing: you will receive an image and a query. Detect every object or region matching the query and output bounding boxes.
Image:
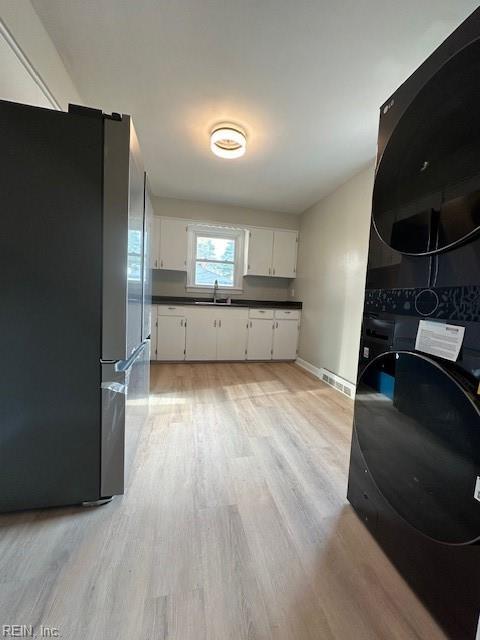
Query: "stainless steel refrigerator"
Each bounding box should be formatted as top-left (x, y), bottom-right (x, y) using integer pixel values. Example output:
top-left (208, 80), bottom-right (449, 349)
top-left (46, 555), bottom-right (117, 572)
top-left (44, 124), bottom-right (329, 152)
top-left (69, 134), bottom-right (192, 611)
top-left (0, 99), bottom-right (152, 512)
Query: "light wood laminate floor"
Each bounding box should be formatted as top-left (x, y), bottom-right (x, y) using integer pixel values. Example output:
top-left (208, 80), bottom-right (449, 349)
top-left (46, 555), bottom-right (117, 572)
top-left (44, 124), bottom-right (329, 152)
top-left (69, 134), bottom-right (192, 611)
top-left (0, 362), bottom-right (446, 640)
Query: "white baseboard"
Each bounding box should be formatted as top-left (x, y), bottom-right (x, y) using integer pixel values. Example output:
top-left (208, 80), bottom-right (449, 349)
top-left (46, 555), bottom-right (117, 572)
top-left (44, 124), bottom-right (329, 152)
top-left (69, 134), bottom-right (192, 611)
top-left (295, 358), bottom-right (355, 399)
top-left (295, 357), bottom-right (322, 378)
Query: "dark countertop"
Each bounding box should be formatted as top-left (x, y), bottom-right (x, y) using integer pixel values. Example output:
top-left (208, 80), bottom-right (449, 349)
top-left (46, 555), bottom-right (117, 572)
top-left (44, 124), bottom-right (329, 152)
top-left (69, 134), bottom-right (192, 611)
top-left (152, 295), bottom-right (302, 309)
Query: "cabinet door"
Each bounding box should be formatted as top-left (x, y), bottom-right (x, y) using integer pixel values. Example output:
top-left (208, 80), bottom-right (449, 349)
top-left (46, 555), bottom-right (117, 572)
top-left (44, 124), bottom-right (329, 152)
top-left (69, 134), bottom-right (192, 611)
top-left (151, 305), bottom-right (158, 359)
top-left (156, 315), bottom-right (186, 361)
top-left (159, 218), bottom-right (188, 271)
top-left (150, 216), bottom-right (161, 269)
top-left (272, 230), bottom-right (297, 278)
top-left (246, 228), bottom-right (274, 276)
top-left (217, 313), bottom-right (248, 361)
top-left (272, 319), bottom-right (299, 360)
top-left (247, 319), bottom-right (274, 360)
top-left (185, 309), bottom-right (217, 360)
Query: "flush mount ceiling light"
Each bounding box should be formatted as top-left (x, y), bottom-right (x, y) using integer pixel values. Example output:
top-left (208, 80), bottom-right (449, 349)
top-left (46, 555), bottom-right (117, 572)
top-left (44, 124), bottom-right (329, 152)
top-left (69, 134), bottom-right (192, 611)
top-left (210, 125), bottom-right (246, 159)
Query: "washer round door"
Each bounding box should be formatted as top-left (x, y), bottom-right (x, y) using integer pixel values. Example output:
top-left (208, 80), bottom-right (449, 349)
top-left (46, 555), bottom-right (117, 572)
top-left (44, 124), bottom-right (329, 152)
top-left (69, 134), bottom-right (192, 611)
top-left (354, 351), bottom-right (480, 544)
top-left (373, 38), bottom-right (480, 255)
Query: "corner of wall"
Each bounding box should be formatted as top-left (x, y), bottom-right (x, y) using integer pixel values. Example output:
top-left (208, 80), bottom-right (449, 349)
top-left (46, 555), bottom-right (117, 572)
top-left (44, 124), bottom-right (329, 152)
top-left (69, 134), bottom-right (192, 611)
top-left (293, 162), bottom-right (375, 383)
top-left (0, 0), bottom-right (82, 110)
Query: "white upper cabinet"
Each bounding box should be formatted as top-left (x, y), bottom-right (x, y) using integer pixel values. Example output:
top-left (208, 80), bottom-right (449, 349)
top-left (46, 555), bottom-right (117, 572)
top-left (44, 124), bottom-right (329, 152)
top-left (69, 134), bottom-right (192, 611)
top-left (272, 230), bottom-right (297, 278)
top-left (159, 218), bottom-right (188, 271)
top-left (245, 228), bottom-right (298, 278)
top-left (153, 217), bottom-right (297, 279)
top-left (150, 216), bottom-right (161, 269)
top-left (245, 228), bottom-right (274, 276)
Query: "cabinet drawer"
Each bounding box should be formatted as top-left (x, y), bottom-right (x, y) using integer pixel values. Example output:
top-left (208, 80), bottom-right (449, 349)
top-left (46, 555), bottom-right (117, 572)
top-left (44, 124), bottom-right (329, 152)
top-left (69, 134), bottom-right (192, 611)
top-left (274, 309), bottom-right (300, 320)
top-left (216, 307), bottom-right (249, 320)
top-left (249, 308), bottom-right (274, 320)
top-left (157, 305), bottom-right (187, 316)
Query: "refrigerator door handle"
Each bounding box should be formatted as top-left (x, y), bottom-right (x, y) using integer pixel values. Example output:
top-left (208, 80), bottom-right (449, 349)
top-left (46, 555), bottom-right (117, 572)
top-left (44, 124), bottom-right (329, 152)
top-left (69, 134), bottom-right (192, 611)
top-left (114, 339), bottom-right (148, 372)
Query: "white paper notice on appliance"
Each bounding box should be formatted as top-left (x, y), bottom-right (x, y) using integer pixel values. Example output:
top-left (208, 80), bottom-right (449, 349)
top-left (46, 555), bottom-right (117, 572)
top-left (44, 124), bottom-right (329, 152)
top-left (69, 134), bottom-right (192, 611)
top-left (474, 477), bottom-right (480, 503)
top-left (415, 320), bottom-right (465, 362)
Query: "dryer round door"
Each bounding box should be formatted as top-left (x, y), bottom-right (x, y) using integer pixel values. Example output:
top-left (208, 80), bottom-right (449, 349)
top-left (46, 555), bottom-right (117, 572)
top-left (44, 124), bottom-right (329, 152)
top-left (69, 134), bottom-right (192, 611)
top-left (373, 38), bottom-right (480, 255)
top-left (354, 351), bottom-right (480, 545)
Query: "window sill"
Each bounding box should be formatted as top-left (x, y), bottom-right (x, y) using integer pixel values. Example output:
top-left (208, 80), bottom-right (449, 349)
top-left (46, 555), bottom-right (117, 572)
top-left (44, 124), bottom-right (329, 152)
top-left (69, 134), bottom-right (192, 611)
top-left (186, 285), bottom-right (244, 294)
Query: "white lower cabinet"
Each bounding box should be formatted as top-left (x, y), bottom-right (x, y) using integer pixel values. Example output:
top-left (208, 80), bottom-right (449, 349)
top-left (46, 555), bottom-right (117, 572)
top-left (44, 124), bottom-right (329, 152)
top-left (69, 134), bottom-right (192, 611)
top-left (185, 308), bottom-right (217, 360)
top-left (156, 315), bottom-right (186, 360)
top-left (217, 309), bottom-right (248, 361)
top-left (153, 306), bottom-right (187, 361)
top-left (152, 304), bottom-right (300, 362)
top-left (247, 319), bottom-right (274, 360)
top-left (272, 319), bottom-right (299, 360)
top-left (151, 305), bottom-right (158, 356)
top-left (185, 308), bottom-right (248, 360)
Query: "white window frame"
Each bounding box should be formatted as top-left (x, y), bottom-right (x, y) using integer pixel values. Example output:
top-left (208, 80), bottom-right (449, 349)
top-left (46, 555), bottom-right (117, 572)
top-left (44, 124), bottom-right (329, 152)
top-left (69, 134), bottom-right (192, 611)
top-left (186, 224), bottom-right (245, 292)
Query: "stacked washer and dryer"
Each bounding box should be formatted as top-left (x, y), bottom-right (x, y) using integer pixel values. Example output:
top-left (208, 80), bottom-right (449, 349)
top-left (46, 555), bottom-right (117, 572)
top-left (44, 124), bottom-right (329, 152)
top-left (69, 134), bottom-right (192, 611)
top-left (347, 8), bottom-right (480, 640)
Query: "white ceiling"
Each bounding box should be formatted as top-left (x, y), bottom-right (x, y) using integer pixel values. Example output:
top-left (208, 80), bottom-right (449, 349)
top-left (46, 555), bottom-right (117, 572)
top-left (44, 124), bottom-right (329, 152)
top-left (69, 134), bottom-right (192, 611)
top-left (32, 0), bottom-right (478, 214)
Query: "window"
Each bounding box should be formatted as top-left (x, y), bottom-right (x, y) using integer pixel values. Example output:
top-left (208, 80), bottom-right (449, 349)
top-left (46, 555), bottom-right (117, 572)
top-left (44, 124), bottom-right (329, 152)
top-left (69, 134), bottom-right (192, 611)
top-left (187, 224), bottom-right (245, 290)
top-left (127, 229), bottom-right (142, 282)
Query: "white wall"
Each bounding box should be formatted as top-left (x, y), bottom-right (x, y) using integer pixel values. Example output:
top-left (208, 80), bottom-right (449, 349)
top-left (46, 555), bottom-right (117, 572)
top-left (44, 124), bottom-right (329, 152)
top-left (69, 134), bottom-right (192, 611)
top-left (0, 0), bottom-right (81, 109)
top-left (294, 164), bottom-right (374, 383)
top-left (153, 197), bottom-right (299, 230)
top-left (153, 197), bottom-right (300, 301)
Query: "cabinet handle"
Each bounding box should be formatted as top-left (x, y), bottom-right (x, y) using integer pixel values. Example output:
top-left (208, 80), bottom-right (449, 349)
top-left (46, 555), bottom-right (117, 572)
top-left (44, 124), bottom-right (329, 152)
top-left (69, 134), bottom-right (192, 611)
top-left (268, 267), bottom-right (271, 275)
top-left (155, 259), bottom-right (158, 267)
top-left (250, 321), bottom-right (252, 328)
top-left (285, 311), bottom-right (291, 314)
top-left (219, 319), bottom-right (222, 328)
top-left (180, 319), bottom-right (183, 327)
top-left (276, 322), bottom-right (278, 328)
top-left (168, 307), bottom-right (176, 310)
top-left (214, 320), bottom-right (217, 327)
top-left (273, 268), bottom-right (275, 275)
top-left (259, 310), bottom-right (265, 313)
top-left (160, 260), bottom-right (163, 268)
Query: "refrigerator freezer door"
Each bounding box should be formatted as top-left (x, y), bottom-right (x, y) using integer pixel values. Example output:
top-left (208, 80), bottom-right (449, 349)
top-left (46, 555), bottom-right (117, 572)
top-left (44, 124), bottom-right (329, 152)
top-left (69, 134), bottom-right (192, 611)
top-left (124, 339), bottom-right (150, 487)
top-left (100, 339), bottom-right (150, 497)
top-left (100, 363), bottom-right (126, 498)
top-left (102, 116), bottom-right (146, 361)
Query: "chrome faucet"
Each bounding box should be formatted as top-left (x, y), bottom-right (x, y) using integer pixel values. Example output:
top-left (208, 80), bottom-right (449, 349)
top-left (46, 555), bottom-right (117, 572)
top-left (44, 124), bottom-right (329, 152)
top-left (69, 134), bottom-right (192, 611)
top-left (213, 279), bottom-right (218, 304)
